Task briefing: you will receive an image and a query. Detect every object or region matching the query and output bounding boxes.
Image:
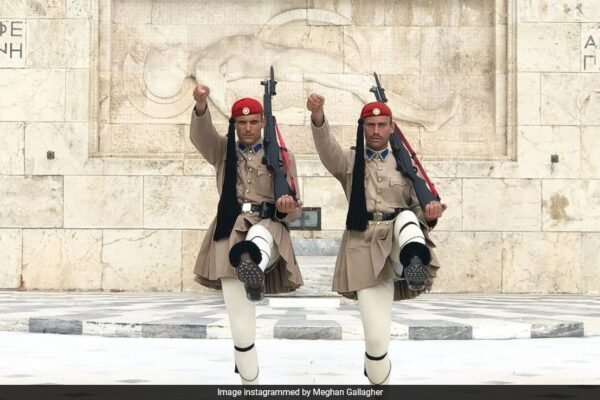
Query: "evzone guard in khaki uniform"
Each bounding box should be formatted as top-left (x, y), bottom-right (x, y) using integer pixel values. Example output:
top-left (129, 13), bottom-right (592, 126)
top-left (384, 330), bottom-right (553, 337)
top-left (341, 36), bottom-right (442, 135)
top-left (307, 94), bottom-right (445, 385)
top-left (190, 82), bottom-right (302, 384)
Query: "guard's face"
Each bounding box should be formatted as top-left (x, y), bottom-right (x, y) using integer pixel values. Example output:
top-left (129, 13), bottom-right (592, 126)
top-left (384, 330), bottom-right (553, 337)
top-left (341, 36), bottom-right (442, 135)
top-left (363, 116), bottom-right (393, 151)
top-left (235, 114), bottom-right (264, 146)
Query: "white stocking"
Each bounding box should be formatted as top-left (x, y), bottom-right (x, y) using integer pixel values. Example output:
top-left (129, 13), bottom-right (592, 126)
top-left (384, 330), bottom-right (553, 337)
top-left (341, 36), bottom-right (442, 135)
top-left (221, 277), bottom-right (259, 384)
top-left (357, 279), bottom-right (394, 385)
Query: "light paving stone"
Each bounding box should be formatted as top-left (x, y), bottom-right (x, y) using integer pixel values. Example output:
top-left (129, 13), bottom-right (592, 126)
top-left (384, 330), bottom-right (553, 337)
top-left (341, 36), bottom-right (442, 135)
top-left (517, 73), bottom-right (541, 125)
top-left (0, 176), bottom-right (63, 228)
top-left (25, 123), bottom-right (103, 175)
top-left (583, 234), bottom-right (600, 294)
top-left (64, 176), bottom-right (143, 228)
top-left (104, 159), bottom-right (183, 176)
top-left (502, 232), bottom-right (583, 294)
top-left (462, 179), bottom-right (541, 231)
top-left (471, 319), bottom-right (531, 339)
top-left (65, 69), bottom-right (90, 121)
top-left (517, 126), bottom-right (580, 179)
top-left (0, 230), bottom-right (21, 289)
top-left (430, 232), bottom-right (503, 293)
top-left (0, 318), bottom-right (29, 332)
top-left (390, 322), bottom-right (409, 340)
top-left (581, 127), bottom-right (600, 179)
top-left (302, 176), bottom-right (348, 231)
top-left (0, 122), bottom-right (24, 174)
top-left (144, 176), bottom-right (218, 229)
top-left (26, 19), bottom-right (89, 68)
top-left (341, 323), bottom-right (366, 340)
top-left (255, 318), bottom-right (277, 340)
top-left (101, 230), bottom-right (182, 292)
top-left (0, 0), bottom-right (66, 18)
top-left (541, 73), bottom-right (600, 125)
top-left (21, 229), bottom-right (103, 290)
top-left (82, 321), bottom-right (143, 338)
top-left (0, 69), bottom-right (65, 122)
top-left (206, 323), bottom-right (234, 340)
top-left (542, 180), bottom-right (600, 232)
top-left (517, 23), bottom-right (579, 72)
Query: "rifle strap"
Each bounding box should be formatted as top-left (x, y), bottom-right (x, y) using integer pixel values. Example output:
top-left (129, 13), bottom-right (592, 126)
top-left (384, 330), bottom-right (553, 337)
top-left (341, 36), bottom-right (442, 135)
top-left (398, 131), bottom-right (439, 198)
top-left (274, 117), bottom-right (296, 194)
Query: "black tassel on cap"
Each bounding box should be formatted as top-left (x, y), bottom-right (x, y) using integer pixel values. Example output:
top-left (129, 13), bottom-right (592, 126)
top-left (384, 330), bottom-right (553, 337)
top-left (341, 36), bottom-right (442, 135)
top-left (213, 118), bottom-right (241, 240)
top-left (345, 118), bottom-right (368, 231)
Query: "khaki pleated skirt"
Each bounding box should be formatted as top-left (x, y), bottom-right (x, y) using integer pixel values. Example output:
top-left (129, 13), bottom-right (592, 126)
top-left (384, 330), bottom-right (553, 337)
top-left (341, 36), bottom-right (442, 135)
top-left (194, 214), bottom-right (303, 294)
top-left (333, 221), bottom-right (440, 301)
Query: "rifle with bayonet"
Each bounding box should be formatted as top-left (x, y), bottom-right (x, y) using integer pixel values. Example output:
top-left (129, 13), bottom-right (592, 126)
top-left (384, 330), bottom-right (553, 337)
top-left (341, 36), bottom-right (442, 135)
top-left (370, 72), bottom-right (441, 211)
top-left (261, 66), bottom-right (297, 201)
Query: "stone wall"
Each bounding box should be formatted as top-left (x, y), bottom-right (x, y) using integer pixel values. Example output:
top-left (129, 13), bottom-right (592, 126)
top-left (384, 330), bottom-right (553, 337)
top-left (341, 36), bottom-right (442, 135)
top-left (0, 0), bottom-right (598, 294)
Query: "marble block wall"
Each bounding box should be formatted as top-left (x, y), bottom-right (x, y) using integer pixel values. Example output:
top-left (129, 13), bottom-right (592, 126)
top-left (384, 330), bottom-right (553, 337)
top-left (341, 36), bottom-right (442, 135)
top-left (0, 0), bottom-right (599, 295)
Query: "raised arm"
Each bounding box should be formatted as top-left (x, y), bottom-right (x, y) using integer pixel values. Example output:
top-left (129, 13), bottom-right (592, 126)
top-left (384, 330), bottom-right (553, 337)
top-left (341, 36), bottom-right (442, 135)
top-left (307, 93), bottom-right (350, 180)
top-left (189, 84), bottom-right (226, 166)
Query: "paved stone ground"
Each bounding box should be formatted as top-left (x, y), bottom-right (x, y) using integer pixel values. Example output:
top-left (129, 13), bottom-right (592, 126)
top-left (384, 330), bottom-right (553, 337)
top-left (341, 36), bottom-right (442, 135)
top-left (1, 332), bottom-right (599, 384)
top-left (1, 291), bottom-right (599, 340)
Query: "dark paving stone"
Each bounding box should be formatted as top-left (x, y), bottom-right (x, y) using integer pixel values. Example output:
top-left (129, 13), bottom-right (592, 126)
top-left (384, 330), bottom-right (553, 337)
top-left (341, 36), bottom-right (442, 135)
top-left (141, 323), bottom-right (206, 339)
top-left (274, 320), bottom-right (341, 340)
top-left (29, 318), bottom-right (82, 335)
top-left (531, 322), bottom-right (584, 338)
top-left (399, 320), bottom-right (473, 340)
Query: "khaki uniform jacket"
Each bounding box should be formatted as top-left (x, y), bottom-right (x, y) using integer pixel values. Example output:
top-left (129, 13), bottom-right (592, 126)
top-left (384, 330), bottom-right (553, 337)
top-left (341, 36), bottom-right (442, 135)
top-left (312, 118), bottom-right (440, 300)
top-left (190, 108), bottom-right (303, 293)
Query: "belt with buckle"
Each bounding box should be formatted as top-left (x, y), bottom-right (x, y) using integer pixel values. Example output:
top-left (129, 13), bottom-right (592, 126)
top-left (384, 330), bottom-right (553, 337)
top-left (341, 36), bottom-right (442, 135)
top-left (241, 202), bottom-right (276, 219)
top-left (366, 208), bottom-right (401, 222)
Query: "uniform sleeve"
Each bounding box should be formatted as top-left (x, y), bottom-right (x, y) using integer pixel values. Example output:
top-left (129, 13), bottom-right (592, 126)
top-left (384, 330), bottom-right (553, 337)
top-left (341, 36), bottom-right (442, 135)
top-left (311, 117), bottom-right (351, 180)
top-left (189, 107), bottom-right (227, 166)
